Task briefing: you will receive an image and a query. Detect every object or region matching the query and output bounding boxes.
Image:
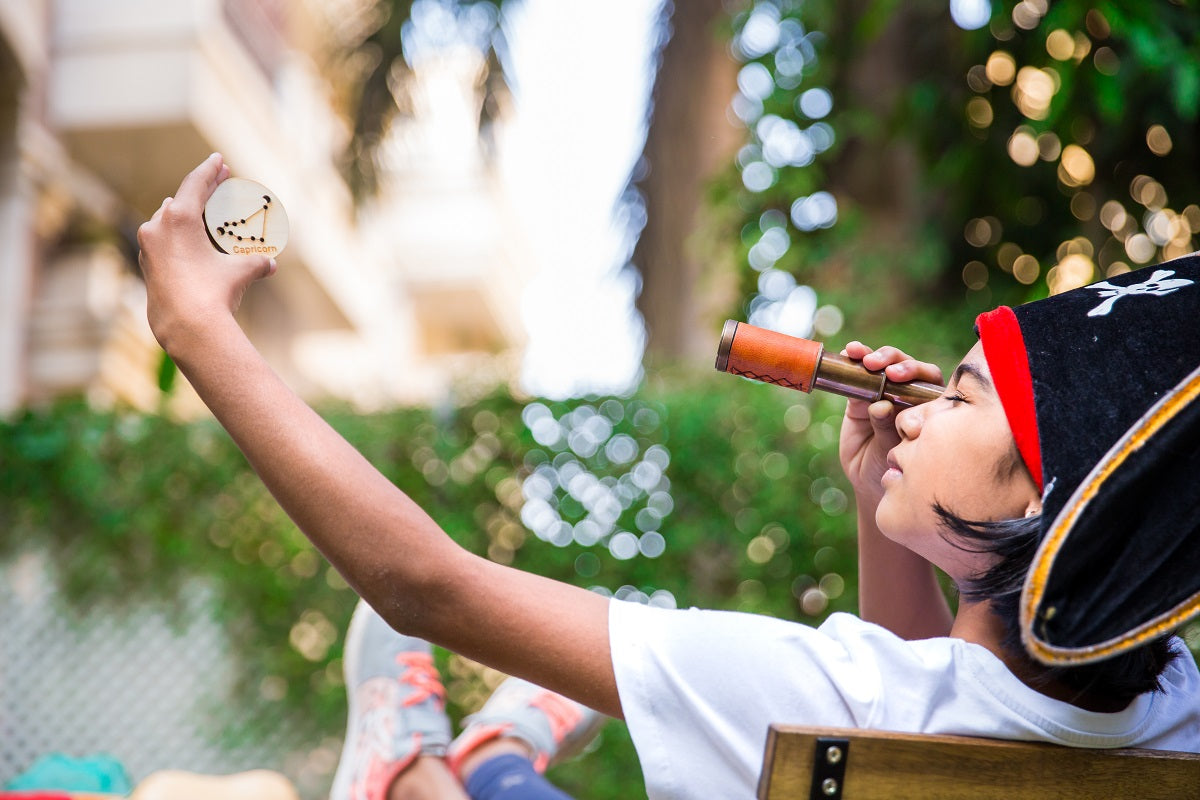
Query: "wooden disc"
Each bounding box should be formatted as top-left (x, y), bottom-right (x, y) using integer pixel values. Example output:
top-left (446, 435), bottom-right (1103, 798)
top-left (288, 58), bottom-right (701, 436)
top-left (203, 177), bottom-right (289, 257)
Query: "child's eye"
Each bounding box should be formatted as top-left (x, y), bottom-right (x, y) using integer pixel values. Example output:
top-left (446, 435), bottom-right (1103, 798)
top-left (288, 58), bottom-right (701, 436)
top-left (940, 387), bottom-right (968, 404)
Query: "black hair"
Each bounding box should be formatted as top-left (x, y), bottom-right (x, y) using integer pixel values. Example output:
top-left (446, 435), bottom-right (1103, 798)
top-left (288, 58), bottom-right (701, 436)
top-left (934, 504), bottom-right (1179, 705)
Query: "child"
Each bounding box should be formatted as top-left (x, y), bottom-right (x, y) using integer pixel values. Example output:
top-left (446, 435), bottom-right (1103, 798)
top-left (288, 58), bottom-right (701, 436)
top-left (137, 155), bottom-right (1200, 799)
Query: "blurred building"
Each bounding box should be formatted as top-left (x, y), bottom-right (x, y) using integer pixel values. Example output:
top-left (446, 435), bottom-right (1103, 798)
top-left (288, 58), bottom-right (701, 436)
top-left (0, 0), bottom-right (531, 793)
top-left (0, 0), bottom-right (530, 417)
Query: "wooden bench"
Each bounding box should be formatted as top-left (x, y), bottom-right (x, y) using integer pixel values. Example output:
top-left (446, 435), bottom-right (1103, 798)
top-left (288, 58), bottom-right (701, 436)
top-left (758, 725), bottom-right (1200, 799)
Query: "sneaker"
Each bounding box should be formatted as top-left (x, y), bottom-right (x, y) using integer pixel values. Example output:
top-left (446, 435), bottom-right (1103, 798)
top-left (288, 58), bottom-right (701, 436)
top-left (329, 600), bottom-right (453, 800)
top-left (446, 677), bottom-right (608, 775)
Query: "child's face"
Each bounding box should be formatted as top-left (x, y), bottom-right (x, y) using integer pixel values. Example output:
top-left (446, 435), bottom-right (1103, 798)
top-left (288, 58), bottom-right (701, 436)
top-left (875, 341), bottom-right (1040, 583)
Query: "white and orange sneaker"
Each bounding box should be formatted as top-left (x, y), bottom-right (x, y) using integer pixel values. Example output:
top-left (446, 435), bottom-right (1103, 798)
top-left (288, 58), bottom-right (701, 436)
top-left (329, 600), bottom-right (452, 800)
top-left (446, 677), bottom-right (607, 776)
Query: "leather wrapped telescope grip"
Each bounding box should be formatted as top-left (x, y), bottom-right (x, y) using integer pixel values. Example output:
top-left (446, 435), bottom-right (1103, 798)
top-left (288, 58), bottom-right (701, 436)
top-left (715, 320), bottom-right (822, 392)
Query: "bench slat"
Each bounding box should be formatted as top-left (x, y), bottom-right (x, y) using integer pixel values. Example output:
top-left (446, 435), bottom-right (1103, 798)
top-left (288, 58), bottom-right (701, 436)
top-left (758, 725), bottom-right (1200, 800)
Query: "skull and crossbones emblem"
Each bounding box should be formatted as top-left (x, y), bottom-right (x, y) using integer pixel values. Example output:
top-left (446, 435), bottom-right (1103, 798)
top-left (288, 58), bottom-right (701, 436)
top-left (1086, 269), bottom-right (1194, 317)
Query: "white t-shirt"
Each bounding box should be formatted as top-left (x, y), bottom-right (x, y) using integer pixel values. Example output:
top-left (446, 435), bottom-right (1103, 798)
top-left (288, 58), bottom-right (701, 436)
top-left (609, 601), bottom-right (1200, 800)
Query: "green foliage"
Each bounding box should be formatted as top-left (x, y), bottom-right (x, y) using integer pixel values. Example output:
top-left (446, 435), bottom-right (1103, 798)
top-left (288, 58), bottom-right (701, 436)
top-left (0, 379), bottom-right (858, 798)
top-left (722, 0), bottom-right (1200, 358)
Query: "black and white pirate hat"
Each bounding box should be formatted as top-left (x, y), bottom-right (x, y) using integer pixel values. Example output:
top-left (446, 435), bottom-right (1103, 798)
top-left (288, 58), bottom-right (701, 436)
top-left (976, 253), bottom-right (1200, 665)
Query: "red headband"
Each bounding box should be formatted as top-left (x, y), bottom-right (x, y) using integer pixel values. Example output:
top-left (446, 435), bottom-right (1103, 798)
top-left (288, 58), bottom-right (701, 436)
top-left (975, 306), bottom-right (1043, 490)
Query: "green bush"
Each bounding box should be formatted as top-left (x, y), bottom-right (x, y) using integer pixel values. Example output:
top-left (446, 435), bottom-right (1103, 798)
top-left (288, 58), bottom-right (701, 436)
top-left (0, 374), bottom-right (858, 798)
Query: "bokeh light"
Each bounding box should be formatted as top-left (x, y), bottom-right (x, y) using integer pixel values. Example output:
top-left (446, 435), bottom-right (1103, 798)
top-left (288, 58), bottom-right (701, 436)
top-left (985, 51), bottom-right (1016, 85)
top-left (736, 2), bottom-right (782, 59)
top-left (964, 216), bottom-right (1001, 247)
top-left (966, 97), bottom-right (994, 128)
top-left (1036, 131), bottom-right (1061, 161)
top-left (1012, 253), bottom-right (1040, 284)
top-left (798, 87), bottom-right (833, 119)
top-left (1130, 174), bottom-right (1167, 209)
top-left (1094, 46), bottom-right (1120, 75)
top-left (811, 305), bottom-right (844, 338)
top-left (1007, 127), bottom-right (1039, 166)
top-left (1069, 192), bottom-right (1095, 221)
top-left (749, 283), bottom-right (818, 338)
top-left (748, 226), bottom-right (792, 270)
top-left (1045, 29), bottom-right (1074, 61)
top-left (1059, 144), bottom-right (1095, 186)
top-left (1125, 233), bottom-right (1156, 264)
top-left (997, 241), bottom-right (1023, 272)
top-left (1012, 66), bottom-right (1057, 119)
top-left (742, 161), bottom-right (776, 191)
top-left (1086, 9), bottom-right (1111, 38)
top-left (790, 191), bottom-right (838, 230)
top-left (966, 64), bottom-right (991, 92)
top-left (962, 260), bottom-right (989, 290)
top-left (1146, 124), bottom-right (1173, 156)
top-left (1047, 252), bottom-right (1095, 294)
top-left (1012, 0), bottom-right (1047, 31)
top-left (758, 114), bottom-right (816, 167)
top-left (950, 0), bottom-right (992, 31)
top-left (738, 62), bottom-right (775, 101)
top-left (1100, 200), bottom-right (1129, 234)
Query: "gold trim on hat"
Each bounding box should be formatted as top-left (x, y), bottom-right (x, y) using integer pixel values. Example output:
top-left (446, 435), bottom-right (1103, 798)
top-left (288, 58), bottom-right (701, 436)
top-left (1020, 363), bottom-right (1200, 665)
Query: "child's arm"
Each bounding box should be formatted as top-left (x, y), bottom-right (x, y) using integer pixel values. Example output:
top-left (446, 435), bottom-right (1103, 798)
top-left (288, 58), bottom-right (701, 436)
top-left (838, 342), bottom-right (954, 640)
top-left (137, 155), bottom-right (620, 718)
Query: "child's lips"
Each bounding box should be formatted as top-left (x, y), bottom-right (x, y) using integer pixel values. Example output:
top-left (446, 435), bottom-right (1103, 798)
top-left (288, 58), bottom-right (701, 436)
top-left (882, 450), bottom-right (903, 484)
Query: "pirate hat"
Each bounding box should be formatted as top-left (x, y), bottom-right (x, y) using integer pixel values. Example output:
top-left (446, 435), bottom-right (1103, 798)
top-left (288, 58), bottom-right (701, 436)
top-left (976, 253), bottom-right (1200, 665)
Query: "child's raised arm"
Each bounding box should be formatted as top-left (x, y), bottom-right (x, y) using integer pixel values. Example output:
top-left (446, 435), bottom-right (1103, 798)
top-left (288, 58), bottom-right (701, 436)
top-left (838, 342), bottom-right (954, 640)
top-left (137, 154), bottom-right (620, 718)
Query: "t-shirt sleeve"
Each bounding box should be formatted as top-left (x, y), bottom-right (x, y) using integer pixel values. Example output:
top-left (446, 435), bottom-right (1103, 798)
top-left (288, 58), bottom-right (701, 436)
top-left (608, 600), bottom-right (881, 799)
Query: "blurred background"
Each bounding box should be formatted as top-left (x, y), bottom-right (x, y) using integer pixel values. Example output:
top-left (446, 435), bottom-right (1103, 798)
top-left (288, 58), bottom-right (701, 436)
top-left (2, 0), bottom-right (1199, 797)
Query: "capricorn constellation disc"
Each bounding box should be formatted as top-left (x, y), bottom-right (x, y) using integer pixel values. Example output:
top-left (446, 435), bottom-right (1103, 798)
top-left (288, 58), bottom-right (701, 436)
top-left (203, 177), bottom-right (289, 257)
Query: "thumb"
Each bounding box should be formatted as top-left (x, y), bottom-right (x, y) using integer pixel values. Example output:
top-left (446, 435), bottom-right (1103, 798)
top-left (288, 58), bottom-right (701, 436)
top-left (867, 400), bottom-right (899, 442)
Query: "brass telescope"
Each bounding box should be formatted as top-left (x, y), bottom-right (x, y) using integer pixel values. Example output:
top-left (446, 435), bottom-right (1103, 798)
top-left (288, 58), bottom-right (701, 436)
top-left (714, 320), bottom-right (943, 408)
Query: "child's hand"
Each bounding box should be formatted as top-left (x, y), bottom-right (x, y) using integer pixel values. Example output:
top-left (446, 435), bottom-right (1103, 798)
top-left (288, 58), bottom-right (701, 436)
top-left (136, 154), bottom-right (277, 353)
top-left (838, 342), bottom-right (942, 509)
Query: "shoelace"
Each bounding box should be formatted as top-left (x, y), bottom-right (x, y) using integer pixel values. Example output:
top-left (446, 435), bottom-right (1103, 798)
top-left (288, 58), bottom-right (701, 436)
top-left (528, 690), bottom-right (584, 745)
top-left (395, 651), bottom-right (446, 708)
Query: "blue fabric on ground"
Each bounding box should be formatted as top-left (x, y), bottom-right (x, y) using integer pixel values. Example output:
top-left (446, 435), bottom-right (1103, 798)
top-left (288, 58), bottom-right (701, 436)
top-left (464, 753), bottom-right (574, 800)
top-left (5, 753), bottom-right (132, 793)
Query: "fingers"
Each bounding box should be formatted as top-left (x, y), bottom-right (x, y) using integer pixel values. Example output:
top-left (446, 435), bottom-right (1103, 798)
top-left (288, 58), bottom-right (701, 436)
top-left (861, 345), bottom-right (912, 370)
top-left (136, 196), bottom-right (171, 258)
top-left (842, 341), bottom-right (943, 385)
top-left (842, 340), bottom-right (872, 360)
top-left (882, 359), bottom-right (942, 385)
top-left (140, 196), bottom-right (168, 232)
top-left (232, 254), bottom-right (278, 288)
top-left (153, 195), bottom-right (171, 223)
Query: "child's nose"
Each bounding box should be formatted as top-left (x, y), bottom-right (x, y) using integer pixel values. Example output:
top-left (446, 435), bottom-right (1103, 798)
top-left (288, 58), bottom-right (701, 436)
top-left (896, 405), bottom-right (922, 440)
